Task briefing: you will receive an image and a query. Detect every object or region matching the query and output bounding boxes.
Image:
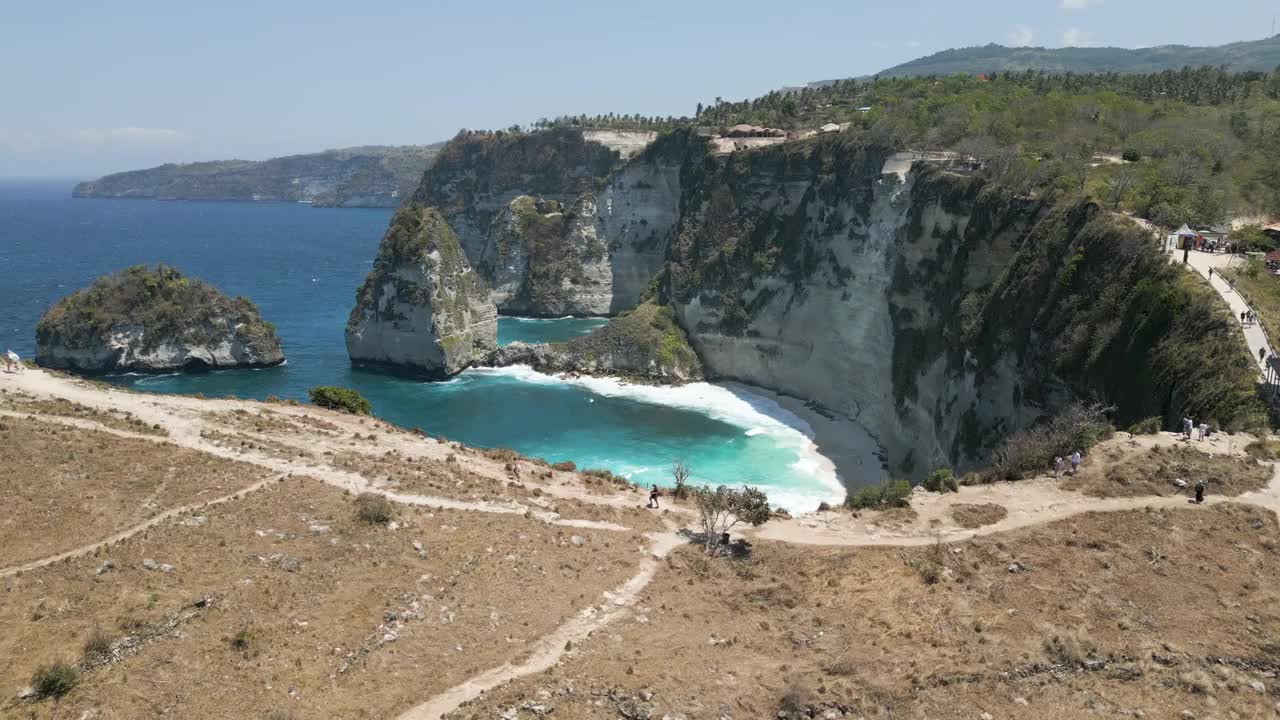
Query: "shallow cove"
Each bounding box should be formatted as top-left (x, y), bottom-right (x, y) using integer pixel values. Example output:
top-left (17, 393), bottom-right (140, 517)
top-left (1, 181), bottom-right (873, 511)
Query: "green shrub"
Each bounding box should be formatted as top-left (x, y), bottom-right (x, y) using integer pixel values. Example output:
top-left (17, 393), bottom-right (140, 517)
top-left (1127, 416), bottom-right (1162, 435)
top-left (230, 626), bottom-right (254, 652)
top-left (354, 492), bottom-right (396, 525)
top-left (844, 479), bottom-right (913, 510)
top-left (31, 661), bottom-right (79, 699)
top-left (307, 386), bottom-right (371, 415)
top-left (1121, 149), bottom-right (1141, 162)
top-left (923, 468), bottom-right (958, 493)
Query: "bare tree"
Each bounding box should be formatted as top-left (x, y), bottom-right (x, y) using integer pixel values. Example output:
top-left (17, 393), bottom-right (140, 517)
top-left (691, 485), bottom-right (772, 555)
top-left (671, 461), bottom-right (691, 500)
top-left (1106, 165), bottom-right (1139, 209)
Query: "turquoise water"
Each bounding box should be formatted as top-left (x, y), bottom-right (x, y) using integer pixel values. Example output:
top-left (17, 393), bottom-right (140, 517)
top-left (0, 180), bottom-right (844, 510)
top-left (497, 316), bottom-right (608, 345)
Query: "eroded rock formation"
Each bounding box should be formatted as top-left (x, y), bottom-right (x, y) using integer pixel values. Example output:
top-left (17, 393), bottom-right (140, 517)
top-left (346, 204), bottom-right (497, 376)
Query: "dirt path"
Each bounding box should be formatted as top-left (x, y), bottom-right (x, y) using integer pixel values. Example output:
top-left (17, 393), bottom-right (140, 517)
top-left (0, 473), bottom-right (281, 578)
top-left (397, 528), bottom-right (684, 720)
top-left (1177, 249), bottom-right (1274, 377)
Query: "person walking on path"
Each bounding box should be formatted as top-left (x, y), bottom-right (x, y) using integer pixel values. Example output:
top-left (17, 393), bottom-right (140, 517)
top-left (1053, 455), bottom-right (1064, 479)
top-left (1194, 479), bottom-right (1206, 504)
top-left (647, 484), bottom-right (660, 509)
top-left (1261, 347), bottom-right (1268, 364)
top-left (1182, 416), bottom-right (1193, 440)
top-left (1209, 267), bottom-right (1214, 279)
top-left (4, 350), bottom-right (21, 373)
top-left (1070, 450), bottom-right (1082, 476)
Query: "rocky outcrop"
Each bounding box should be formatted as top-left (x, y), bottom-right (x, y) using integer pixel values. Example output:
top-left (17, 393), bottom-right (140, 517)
top-left (72, 144), bottom-right (442, 208)
top-left (485, 302), bottom-right (701, 383)
top-left (413, 128), bottom-right (693, 315)
top-left (346, 204), bottom-right (497, 377)
top-left (35, 265), bottom-right (284, 374)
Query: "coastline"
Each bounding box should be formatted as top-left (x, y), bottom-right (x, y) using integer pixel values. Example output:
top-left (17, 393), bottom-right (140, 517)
top-left (721, 382), bottom-right (888, 497)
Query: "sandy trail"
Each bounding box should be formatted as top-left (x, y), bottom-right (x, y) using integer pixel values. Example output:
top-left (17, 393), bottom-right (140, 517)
top-left (2, 370), bottom-right (639, 535)
top-left (397, 528), bottom-right (684, 720)
top-left (0, 473), bottom-right (281, 578)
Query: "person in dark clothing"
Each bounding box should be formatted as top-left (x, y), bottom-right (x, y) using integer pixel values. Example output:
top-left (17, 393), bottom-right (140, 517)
top-left (1261, 347), bottom-right (1268, 363)
top-left (647, 485), bottom-right (660, 509)
top-left (1194, 479), bottom-right (1206, 504)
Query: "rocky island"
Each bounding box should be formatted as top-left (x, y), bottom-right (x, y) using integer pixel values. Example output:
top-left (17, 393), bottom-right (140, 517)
top-left (487, 301), bottom-right (702, 382)
top-left (35, 265), bottom-right (284, 373)
top-left (72, 144), bottom-right (441, 208)
top-left (345, 204), bottom-right (498, 377)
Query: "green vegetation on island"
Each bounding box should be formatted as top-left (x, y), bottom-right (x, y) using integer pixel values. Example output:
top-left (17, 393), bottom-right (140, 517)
top-left (36, 265), bottom-right (282, 372)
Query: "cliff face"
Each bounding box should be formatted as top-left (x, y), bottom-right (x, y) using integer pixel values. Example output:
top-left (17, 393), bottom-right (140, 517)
top-left (666, 135), bottom-right (1258, 478)
top-left (390, 129), bottom-right (1258, 478)
top-left (413, 129), bottom-right (692, 316)
top-left (346, 204), bottom-right (497, 377)
top-left (35, 265), bottom-right (284, 374)
top-left (73, 145), bottom-right (441, 208)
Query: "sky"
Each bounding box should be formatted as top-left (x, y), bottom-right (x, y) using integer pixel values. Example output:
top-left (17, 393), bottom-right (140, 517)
top-left (1, 0), bottom-right (1277, 178)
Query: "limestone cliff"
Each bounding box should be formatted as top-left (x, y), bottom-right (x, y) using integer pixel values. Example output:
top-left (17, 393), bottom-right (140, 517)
top-left (665, 134), bottom-right (1258, 478)
top-left (412, 128), bottom-right (692, 316)
top-left (35, 265), bottom-right (284, 374)
top-left (346, 204), bottom-right (497, 377)
top-left (486, 302), bottom-right (702, 382)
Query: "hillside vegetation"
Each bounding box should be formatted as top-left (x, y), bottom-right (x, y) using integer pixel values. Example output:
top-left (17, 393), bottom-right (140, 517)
top-left (872, 36), bottom-right (1280, 78)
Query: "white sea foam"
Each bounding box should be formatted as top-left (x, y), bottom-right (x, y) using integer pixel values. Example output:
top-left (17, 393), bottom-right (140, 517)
top-left (464, 365), bottom-right (860, 512)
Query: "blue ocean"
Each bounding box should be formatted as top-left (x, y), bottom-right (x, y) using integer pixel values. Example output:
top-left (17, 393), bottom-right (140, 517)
top-left (0, 179), bottom-right (845, 510)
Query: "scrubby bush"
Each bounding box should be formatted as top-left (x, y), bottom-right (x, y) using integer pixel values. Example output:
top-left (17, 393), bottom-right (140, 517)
top-left (923, 468), bottom-right (958, 493)
top-left (989, 403), bottom-right (1112, 481)
top-left (230, 626), bottom-right (254, 652)
top-left (692, 484), bottom-right (771, 554)
top-left (582, 468), bottom-right (628, 486)
top-left (307, 386), bottom-right (371, 415)
top-left (550, 460), bottom-right (576, 472)
top-left (354, 492), bottom-right (396, 525)
top-left (31, 661), bottom-right (79, 699)
top-left (1121, 149), bottom-right (1141, 162)
top-left (844, 479), bottom-right (913, 510)
top-left (1127, 416), bottom-right (1162, 434)
top-left (82, 628), bottom-right (112, 662)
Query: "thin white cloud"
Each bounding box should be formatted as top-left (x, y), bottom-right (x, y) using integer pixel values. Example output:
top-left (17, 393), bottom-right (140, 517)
top-left (905, 39), bottom-right (921, 48)
top-left (1007, 25), bottom-right (1035, 46)
top-left (871, 40), bottom-right (888, 49)
top-left (1060, 0), bottom-right (1103, 9)
top-left (1060, 27), bottom-right (1099, 47)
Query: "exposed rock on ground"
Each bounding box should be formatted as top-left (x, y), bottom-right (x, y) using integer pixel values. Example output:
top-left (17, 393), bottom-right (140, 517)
top-left (346, 204), bottom-right (498, 377)
top-left (35, 264), bottom-right (284, 374)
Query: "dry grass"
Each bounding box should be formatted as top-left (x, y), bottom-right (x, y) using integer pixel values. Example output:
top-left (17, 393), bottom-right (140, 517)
top-left (1065, 445), bottom-right (1270, 498)
top-left (448, 504), bottom-right (1280, 720)
top-left (0, 417), bottom-right (270, 566)
top-left (0, 467), bottom-right (643, 719)
top-left (951, 503), bottom-right (1009, 529)
top-left (0, 392), bottom-right (167, 436)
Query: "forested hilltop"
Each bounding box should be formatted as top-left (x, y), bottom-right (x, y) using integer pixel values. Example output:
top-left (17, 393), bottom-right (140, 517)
top-left (534, 68), bottom-right (1280, 228)
top-left (869, 35), bottom-right (1280, 78)
top-left (73, 144), bottom-right (442, 208)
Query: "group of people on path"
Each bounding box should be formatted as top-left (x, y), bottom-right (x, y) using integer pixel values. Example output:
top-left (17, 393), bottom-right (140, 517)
top-left (1181, 416), bottom-right (1211, 441)
top-left (1242, 309), bottom-right (1258, 327)
top-left (1052, 450), bottom-right (1083, 479)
